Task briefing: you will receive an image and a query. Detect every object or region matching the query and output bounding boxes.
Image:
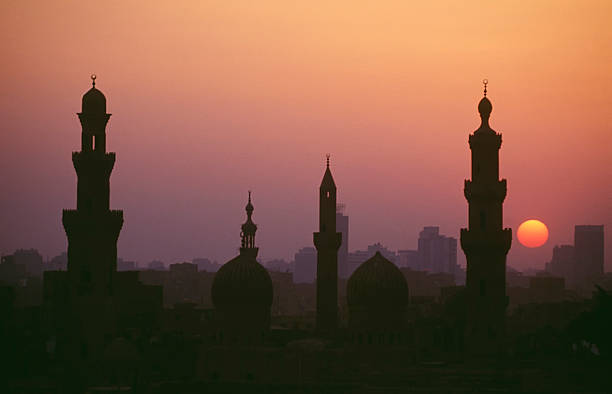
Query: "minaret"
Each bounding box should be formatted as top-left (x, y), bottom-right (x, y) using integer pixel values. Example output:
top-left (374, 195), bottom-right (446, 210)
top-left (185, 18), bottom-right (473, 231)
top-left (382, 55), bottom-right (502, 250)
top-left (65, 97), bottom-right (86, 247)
top-left (313, 155), bottom-right (342, 333)
top-left (240, 191), bottom-right (258, 258)
top-left (63, 75), bottom-right (123, 296)
top-left (460, 80), bottom-right (512, 354)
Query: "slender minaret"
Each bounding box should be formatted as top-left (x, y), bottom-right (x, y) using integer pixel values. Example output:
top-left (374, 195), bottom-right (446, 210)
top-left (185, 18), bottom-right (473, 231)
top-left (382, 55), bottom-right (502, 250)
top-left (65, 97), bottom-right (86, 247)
top-left (460, 80), bottom-right (512, 354)
top-left (240, 191), bottom-right (258, 258)
top-left (63, 75), bottom-right (123, 296)
top-left (314, 155), bottom-right (342, 333)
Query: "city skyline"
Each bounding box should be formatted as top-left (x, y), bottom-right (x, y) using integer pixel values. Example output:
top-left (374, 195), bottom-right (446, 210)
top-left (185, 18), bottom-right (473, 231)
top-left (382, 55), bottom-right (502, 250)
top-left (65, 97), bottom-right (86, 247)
top-left (2, 1), bottom-right (611, 271)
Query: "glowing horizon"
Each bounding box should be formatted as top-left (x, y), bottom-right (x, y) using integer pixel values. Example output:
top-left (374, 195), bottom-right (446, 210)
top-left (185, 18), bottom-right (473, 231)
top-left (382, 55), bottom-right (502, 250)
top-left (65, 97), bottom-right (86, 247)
top-left (1, 1), bottom-right (611, 271)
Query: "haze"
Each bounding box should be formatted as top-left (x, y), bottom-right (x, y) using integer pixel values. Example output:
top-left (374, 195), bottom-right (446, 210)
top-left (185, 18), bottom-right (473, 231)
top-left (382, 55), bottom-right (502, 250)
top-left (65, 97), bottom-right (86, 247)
top-left (1, 1), bottom-right (611, 270)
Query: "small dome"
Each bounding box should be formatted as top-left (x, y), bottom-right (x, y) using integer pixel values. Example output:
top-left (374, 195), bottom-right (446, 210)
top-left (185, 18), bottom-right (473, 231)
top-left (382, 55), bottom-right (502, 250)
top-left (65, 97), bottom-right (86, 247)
top-left (82, 87), bottom-right (106, 114)
top-left (211, 254), bottom-right (273, 308)
top-left (347, 251), bottom-right (408, 308)
top-left (478, 96), bottom-right (492, 118)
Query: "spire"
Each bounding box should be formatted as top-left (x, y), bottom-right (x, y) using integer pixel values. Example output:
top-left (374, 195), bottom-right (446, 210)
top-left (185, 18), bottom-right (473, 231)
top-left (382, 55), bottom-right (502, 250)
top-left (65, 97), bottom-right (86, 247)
top-left (321, 154), bottom-right (336, 189)
top-left (477, 79), bottom-right (493, 129)
top-left (91, 74), bottom-right (97, 88)
top-left (240, 191), bottom-right (258, 255)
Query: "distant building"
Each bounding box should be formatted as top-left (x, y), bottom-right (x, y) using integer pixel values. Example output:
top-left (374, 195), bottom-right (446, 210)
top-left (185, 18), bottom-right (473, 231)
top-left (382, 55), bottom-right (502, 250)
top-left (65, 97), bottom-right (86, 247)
top-left (397, 249), bottom-right (419, 269)
top-left (146, 260), bottom-right (166, 270)
top-left (545, 225), bottom-right (605, 291)
top-left (574, 225), bottom-right (604, 288)
top-left (418, 227), bottom-right (459, 277)
top-left (117, 258), bottom-right (137, 271)
top-left (336, 203), bottom-right (349, 279)
top-left (2, 249), bottom-right (43, 277)
top-left (264, 258), bottom-right (293, 273)
top-left (545, 245), bottom-right (575, 286)
top-left (192, 257), bottom-right (220, 272)
top-left (294, 247), bottom-right (316, 283)
top-left (47, 252), bottom-right (67, 271)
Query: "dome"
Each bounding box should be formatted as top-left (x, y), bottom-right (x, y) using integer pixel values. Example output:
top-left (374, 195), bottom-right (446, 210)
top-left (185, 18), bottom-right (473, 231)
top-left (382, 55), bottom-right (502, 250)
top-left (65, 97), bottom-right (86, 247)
top-left (347, 251), bottom-right (408, 308)
top-left (478, 96), bottom-right (492, 119)
top-left (82, 87), bottom-right (106, 114)
top-left (211, 253), bottom-right (273, 308)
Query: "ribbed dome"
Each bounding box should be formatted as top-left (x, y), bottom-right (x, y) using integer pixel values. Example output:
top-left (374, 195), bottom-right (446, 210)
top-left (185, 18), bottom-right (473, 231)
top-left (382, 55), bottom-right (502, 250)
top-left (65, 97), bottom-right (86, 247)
top-left (347, 252), bottom-right (408, 308)
top-left (82, 87), bottom-right (106, 114)
top-left (211, 254), bottom-right (273, 308)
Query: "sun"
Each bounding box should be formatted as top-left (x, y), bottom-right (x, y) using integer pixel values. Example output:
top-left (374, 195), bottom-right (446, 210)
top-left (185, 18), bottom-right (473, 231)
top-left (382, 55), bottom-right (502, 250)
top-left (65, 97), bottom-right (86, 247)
top-left (517, 219), bottom-right (549, 248)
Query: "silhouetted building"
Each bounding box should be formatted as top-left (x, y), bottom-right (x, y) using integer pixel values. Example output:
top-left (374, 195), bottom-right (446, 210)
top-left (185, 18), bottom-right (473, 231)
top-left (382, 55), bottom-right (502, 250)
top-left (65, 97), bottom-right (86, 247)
top-left (336, 203), bottom-right (349, 279)
top-left (313, 157), bottom-right (342, 333)
top-left (1, 249), bottom-right (44, 277)
top-left (546, 244), bottom-right (576, 287)
top-left (294, 247), bottom-right (316, 283)
top-left (47, 252), bottom-right (67, 271)
top-left (147, 260), bottom-right (166, 270)
top-left (193, 257), bottom-right (220, 272)
top-left (460, 82), bottom-right (512, 354)
top-left (211, 192), bottom-right (273, 344)
top-left (418, 226), bottom-right (459, 276)
top-left (62, 76), bottom-right (123, 295)
top-left (264, 258), bottom-right (293, 273)
top-left (347, 252), bottom-right (408, 344)
top-left (574, 225), bottom-right (604, 288)
top-left (397, 249), bottom-right (419, 269)
top-left (44, 77), bottom-right (162, 365)
top-left (117, 258), bottom-right (137, 271)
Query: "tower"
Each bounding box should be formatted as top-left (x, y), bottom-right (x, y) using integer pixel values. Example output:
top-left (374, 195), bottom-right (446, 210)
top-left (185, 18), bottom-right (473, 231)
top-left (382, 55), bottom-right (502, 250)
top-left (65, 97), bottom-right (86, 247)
top-left (314, 155), bottom-right (342, 333)
top-left (211, 192), bottom-right (273, 344)
top-left (460, 81), bottom-right (512, 354)
top-left (63, 75), bottom-right (123, 296)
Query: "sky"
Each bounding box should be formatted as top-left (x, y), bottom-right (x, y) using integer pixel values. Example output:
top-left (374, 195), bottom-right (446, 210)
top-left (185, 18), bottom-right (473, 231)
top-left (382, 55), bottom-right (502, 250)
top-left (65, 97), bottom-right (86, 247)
top-left (1, 1), bottom-right (611, 271)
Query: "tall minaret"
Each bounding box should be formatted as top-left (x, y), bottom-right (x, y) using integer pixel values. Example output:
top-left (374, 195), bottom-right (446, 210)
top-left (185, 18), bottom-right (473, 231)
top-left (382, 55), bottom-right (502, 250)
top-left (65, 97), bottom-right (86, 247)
top-left (63, 75), bottom-right (123, 296)
top-left (313, 155), bottom-right (342, 333)
top-left (460, 80), bottom-right (512, 354)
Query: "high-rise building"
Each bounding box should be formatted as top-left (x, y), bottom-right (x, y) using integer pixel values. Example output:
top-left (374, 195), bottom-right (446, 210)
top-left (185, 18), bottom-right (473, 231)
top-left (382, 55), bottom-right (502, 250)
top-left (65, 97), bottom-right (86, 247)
top-left (313, 156), bottom-right (342, 333)
top-left (460, 82), bottom-right (512, 354)
top-left (336, 203), bottom-right (349, 279)
top-left (294, 247), bottom-right (317, 283)
top-left (417, 227), bottom-right (459, 276)
top-left (574, 225), bottom-right (604, 288)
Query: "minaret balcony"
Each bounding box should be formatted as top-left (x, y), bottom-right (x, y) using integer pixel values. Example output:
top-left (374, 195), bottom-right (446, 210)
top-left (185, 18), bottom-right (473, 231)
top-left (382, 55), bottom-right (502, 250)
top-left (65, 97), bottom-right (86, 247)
top-left (460, 227), bottom-right (512, 255)
top-left (464, 179), bottom-right (507, 202)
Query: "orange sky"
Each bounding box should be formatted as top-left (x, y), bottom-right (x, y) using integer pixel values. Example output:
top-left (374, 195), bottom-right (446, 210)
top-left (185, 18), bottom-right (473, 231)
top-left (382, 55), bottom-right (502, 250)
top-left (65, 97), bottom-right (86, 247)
top-left (1, 1), bottom-right (611, 270)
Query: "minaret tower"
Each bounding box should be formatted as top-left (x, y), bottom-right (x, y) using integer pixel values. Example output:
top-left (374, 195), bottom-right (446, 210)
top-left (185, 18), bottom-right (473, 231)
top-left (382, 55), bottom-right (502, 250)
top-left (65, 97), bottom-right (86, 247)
top-left (460, 80), bottom-right (512, 354)
top-left (314, 155), bottom-right (342, 333)
top-left (63, 75), bottom-right (123, 296)
top-left (240, 191), bottom-right (258, 258)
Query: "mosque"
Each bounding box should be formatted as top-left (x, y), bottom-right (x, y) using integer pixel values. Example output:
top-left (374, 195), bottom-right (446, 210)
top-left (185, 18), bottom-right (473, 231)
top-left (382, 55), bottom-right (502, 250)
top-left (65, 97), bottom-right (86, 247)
top-left (39, 76), bottom-right (512, 386)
